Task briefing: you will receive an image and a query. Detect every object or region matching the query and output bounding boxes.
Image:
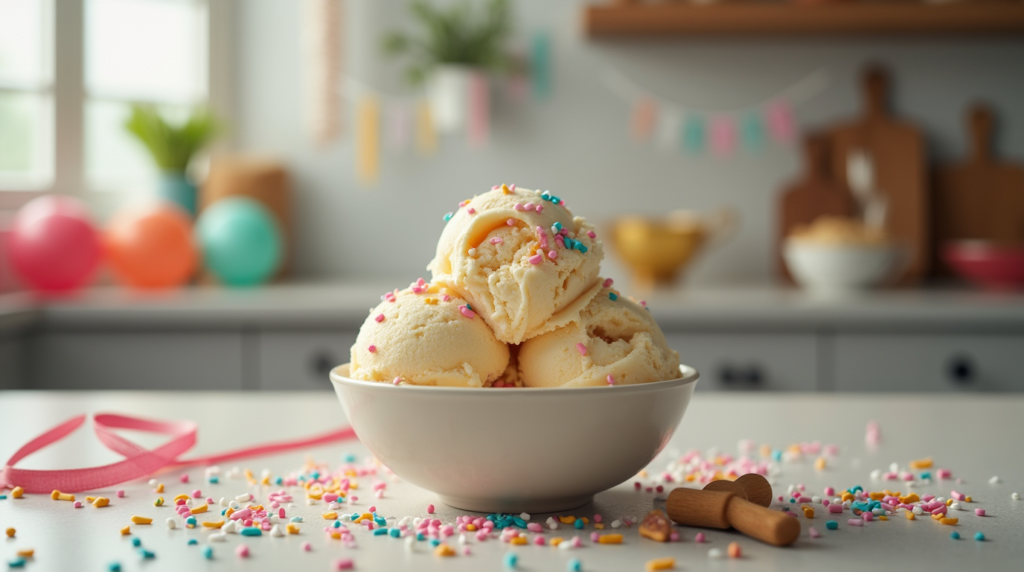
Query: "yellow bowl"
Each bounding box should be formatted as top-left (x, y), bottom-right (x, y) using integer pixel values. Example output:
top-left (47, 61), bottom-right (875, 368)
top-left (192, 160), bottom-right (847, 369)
top-left (611, 209), bottom-right (734, 286)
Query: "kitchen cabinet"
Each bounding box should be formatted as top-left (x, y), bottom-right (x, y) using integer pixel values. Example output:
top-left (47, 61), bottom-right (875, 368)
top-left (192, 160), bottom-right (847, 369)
top-left (0, 335), bottom-right (24, 390)
top-left (665, 332), bottom-right (818, 392)
top-left (257, 330), bottom-right (357, 391)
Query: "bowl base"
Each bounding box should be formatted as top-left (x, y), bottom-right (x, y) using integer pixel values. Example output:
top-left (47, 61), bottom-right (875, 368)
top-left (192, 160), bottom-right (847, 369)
top-left (438, 493), bottom-right (594, 515)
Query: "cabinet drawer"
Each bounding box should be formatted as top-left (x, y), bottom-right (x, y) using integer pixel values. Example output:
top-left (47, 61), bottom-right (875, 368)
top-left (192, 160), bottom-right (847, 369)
top-left (29, 332), bottom-right (244, 390)
top-left (664, 333), bottom-right (818, 391)
top-left (834, 334), bottom-right (1024, 392)
top-left (258, 331), bottom-right (357, 391)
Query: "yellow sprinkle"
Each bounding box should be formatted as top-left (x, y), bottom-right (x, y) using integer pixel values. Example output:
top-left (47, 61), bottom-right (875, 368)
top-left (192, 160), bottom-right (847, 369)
top-left (510, 536), bottom-right (528, 545)
top-left (598, 534), bottom-right (623, 544)
top-left (11, 487), bottom-right (24, 499)
top-left (355, 513), bottom-right (374, 523)
top-left (190, 504), bottom-right (208, 514)
top-left (424, 298), bottom-right (438, 305)
top-left (879, 515), bottom-right (888, 521)
top-left (946, 499), bottom-right (954, 507)
top-left (965, 496), bottom-right (972, 503)
top-left (931, 513), bottom-right (943, 521)
top-left (261, 476), bottom-right (271, 486)
top-left (119, 526), bottom-right (131, 536)
top-left (582, 517), bottom-right (589, 524)
top-left (225, 508), bottom-right (235, 519)
top-left (50, 490), bottom-right (60, 500)
top-left (815, 457), bottom-right (827, 471)
top-left (868, 492), bottom-right (886, 501)
top-left (51, 490), bottom-right (75, 502)
top-left (558, 516), bottom-right (576, 524)
top-left (330, 530), bottom-right (342, 540)
top-left (307, 492), bottom-right (323, 500)
top-left (639, 470), bottom-right (648, 478)
top-left (173, 494), bottom-right (189, 503)
top-left (323, 512), bottom-right (338, 520)
top-left (908, 458), bottom-right (933, 470)
top-left (899, 493), bottom-right (920, 504)
top-left (501, 184), bottom-right (511, 195)
top-left (550, 537), bottom-right (564, 546)
top-left (201, 520), bottom-right (225, 529)
top-left (466, 524), bottom-right (477, 531)
top-left (349, 481), bottom-right (359, 489)
top-left (59, 493), bottom-right (75, 502)
top-left (802, 507), bottom-right (815, 518)
top-left (92, 497), bottom-right (110, 508)
top-left (595, 523), bottom-right (605, 530)
top-left (155, 483), bottom-right (164, 493)
top-left (131, 516), bottom-right (153, 525)
top-left (244, 469), bottom-right (255, 483)
top-left (940, 517), bottom-right (959, 525)
top-left (5, 528), bottom-right (14, 538)
top-left (154, 498), bottom-right (164, 507)
top-left (645, 557), bottom-right (676, 571)
top-left (841, 492), bottom-right (855, 502)
top-left (86, 496), bottom-right (96, 502)
top-left (287, 523), bottom-right (300, 535)
top-left (16, 549), bottom-right (33, 558)
top-left (434, 544), bottom-right (456, 556)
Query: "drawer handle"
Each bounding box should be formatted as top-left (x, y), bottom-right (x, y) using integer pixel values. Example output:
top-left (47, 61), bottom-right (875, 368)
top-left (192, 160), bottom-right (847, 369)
top-left (947, 355), bottom-right (975, 384)
top-left (311, 352), bottom-right (337, 380)
top-left (716, 364), bottom-right (763, 386)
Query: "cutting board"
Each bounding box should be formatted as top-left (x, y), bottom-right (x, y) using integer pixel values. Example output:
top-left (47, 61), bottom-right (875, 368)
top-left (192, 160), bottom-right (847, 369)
top-left (777, 133), bottom-right (857, 282)
top-left (829, 66), bottom-right (929, 284)
top-left (933, 104), bottom-right (1024, 274)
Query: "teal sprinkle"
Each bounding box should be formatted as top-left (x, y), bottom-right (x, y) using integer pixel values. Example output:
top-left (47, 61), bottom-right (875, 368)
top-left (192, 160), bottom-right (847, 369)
top-left (789, 498), bottom-right (796, 504)
top-left (444, 212), bottom-right (453, 222)
top-left (574, 518), bottom-right (584, 530)
top-left (107, 563), bottom-right (121, 572)
top-left (512, 516), bottom-right (527, 528)
top-left (568, 558), bottom-right (582, 572)
top-left (208, 475), bottom-right (219, 484)
top-left (0, 495), bottom-right (7, 500)
top-left (825, 520), bottom-right (838, 530)
top-left (466, 304), bottom-right (472, 311)
top-left (311, 471), bottom-right (320, 480)
top-left (553, 222), bottom-right (563, 232)
top-left (344, 453), bottom-right (357, 463)
top-left (852, 501), bottom-right (869, 511)
top-left (131, 537), bottom-right (142, 547)
top-left (240, 527), bottom-right (262, 537)
top-left (203, 546), bottom-right (214, 560)
top-left (7, 557), bottom-right (26, 568)
top-left (138, 549), bottom-right (155, 560)
top-left (429, 539), bottom-right (441, 547)
top-left (872, 508), bottom-right (884, 516)
top-left (974, 532), bottom-right (985, 541)
top-left (351, 513), bottom-right (360, 520)
top-left (850, 486), bottom-right (864, 494)
top-left (374, 517), bottom-right (387, 527)
top-left (186, 517), bottom-right (197, 526)
top-left (333, 520), bottom-right (342, 528)
top-left (504, 552), bottom-right (519, 568)
top-left (187, 539), bottom-right (197, 546)
top-left (920, 471), bottom-right (931, 480)
top-left (291, 516), bottom-right (303, 523)
top-left (951, 532), bottom-right (960, 540)
top-left (417, 532), bottom-right (426, 541)
top-left (608, 292), bottom-right (618, 301)
top-left (772, 450), bottom-right (783, 461)
top-left (390, 528), bottom-right (402, 538)
top-left (374, 528), bottom-right (389, 536)
top-left (781, 506), bottom-right (790, 511)
top-left (220, 509), bottom-right (227, 516)
top-left (274, 477), bottom-right (282, 485)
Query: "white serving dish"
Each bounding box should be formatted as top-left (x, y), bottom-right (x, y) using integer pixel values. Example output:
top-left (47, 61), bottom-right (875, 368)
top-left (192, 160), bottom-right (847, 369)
top-left (330, 364), bottom-right (698, 514)
top-left (783, 240), bottom-right (904, 294)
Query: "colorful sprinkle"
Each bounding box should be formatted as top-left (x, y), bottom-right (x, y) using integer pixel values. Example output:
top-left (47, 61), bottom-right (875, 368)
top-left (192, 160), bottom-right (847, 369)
top-left (576, 343), bottom-right (588, 356)
top-left (606, 375), bottom-right (615, 386)
top-left (368, 345), bottom-right (377, 353)
top-left (375, 313), bottom-right (385, 323)
top-left (528, 253), bottom-right (544, 265)
top-left (459, 306), bottom-right (476, 318)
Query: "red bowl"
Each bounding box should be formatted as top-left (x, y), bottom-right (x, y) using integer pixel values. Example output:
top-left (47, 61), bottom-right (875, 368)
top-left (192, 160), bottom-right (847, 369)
top-left (942, 241), bottom-right (1024, 291)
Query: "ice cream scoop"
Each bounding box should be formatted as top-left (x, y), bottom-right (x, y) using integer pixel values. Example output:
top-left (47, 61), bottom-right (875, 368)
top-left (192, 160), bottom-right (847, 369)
top-left (428, 185), bottom-right (603, 344)
top-left (517, 283), bottom-right (680, 388)
top-left (350, 280), bottom-right (510, 387)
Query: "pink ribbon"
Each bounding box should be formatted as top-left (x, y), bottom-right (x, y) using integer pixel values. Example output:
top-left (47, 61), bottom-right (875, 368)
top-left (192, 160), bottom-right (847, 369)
top-left (0, 413), bottom-right (356, 493)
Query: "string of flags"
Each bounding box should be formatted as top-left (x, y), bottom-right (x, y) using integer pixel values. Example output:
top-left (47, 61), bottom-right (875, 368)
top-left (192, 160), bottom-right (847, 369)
top-left (602, 67), bottom-right (830, 158)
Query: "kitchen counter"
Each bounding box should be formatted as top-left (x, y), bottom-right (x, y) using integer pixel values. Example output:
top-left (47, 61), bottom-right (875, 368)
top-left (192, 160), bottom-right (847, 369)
top-left (1, 391), bottom-right (1021, 571)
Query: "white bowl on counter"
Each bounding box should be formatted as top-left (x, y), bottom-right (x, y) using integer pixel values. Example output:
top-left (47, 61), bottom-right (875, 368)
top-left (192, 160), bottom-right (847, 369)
top-left (783, 239), bottom-right (905, 294)
top-left (330, 364), bottom-right (698, 514)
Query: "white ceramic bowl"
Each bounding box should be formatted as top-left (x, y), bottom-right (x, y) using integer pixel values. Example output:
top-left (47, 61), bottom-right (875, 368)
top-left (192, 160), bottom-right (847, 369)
top-left (783, 240), bottom-right (904, 294)
top-left (330, 364), bottom-right (698, 514)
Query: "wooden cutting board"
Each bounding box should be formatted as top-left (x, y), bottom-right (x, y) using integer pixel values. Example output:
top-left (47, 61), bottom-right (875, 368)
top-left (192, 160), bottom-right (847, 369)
top-left (933, 104), bottom-right (1024, 274)
top-left (829, 66), bottom-right (929, 284)
top-left (777, 133), bottom-right (857, 282)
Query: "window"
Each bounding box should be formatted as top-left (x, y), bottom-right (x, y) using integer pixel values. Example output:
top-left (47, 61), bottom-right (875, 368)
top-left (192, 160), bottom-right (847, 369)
top-left (0, 0), bottom-right (217, 199)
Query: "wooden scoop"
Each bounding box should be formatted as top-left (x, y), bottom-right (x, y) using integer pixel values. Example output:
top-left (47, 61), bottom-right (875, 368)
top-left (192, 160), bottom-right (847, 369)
top-left (666, 474), bottom-right (800, 547)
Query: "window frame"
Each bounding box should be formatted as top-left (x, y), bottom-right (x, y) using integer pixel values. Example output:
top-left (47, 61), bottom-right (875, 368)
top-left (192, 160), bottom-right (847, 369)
top-left (0, 0), bottom-right (233, 210)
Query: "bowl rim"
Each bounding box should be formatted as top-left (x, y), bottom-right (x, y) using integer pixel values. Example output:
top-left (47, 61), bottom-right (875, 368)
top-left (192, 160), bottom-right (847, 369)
top-left (330, 363), bottom-right (699, 395)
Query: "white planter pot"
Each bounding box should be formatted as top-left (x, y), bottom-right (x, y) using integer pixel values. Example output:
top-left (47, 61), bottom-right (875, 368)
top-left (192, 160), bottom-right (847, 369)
top-left (427, 65), bottom-right (483, 133)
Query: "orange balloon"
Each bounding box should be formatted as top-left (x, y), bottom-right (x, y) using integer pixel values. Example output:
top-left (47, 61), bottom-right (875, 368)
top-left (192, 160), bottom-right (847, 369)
top-left (105, 202), bottom-right (198, 289)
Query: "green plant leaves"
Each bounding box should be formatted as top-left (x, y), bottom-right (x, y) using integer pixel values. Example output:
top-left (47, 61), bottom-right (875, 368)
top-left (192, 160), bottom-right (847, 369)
top-left (124, 104), bottom-right (222, 173)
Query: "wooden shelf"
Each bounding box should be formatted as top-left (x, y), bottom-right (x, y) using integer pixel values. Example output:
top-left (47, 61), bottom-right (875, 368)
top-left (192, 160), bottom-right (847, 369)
top-left (584, 3), bottom-right (1024, 36)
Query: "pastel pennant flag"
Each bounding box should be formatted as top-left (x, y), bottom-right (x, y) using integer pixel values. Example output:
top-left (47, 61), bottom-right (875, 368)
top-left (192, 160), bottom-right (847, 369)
top-left (356, 95), bottom-right (380, 185)
top-left (508, 73), bottom-right (529, 103)
top-left (766, 101), bottom-right (796, 144)
top-left (467, 71), bottom-right (490, 147)
top-left (386, 102), bottom-right (411, 152)
top-left (656, 109), bottom-right (681, 153)
top-left (682, 115), bottom-right (706, 153)
top-left (531, 31), bottom-right (552, 99)
top-left (630, 97), bottom-right (658, 141)
top-left (741, 112), bottom-right (765, 152)
top-left (416, 99), bottom-right (436, 155)
top-left (710, 116), bottom-right (736, 157)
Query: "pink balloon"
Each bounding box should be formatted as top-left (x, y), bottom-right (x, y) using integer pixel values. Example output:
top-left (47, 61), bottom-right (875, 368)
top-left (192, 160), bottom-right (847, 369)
top-left (7, 195), bottom-right (101, 293)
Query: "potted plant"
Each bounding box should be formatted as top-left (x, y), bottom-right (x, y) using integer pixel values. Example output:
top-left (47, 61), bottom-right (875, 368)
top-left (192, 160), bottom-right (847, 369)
top-left (124, 104), bottom-right (222, 216)
top-left (382, 0), bottom-right (512, 132)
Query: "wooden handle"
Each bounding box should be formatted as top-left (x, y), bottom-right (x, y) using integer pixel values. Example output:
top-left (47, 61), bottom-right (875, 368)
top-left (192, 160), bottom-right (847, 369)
top-left (725, 496), bottom-right (801, 547)
top-left (666, 488), bottom-right (733, 529)
top-left (968, 103), bottom-right (994, 163)
top-left (862, 65), bottom-right (889, 118)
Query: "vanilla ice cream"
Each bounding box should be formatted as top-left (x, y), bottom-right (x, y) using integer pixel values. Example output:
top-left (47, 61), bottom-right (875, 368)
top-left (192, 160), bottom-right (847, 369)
top-left (518, 281), bottom-right (680, 388)
top-left (428, 185), bottom-right (603, 344)
top-left (350, 280), bottom-right (509, 387)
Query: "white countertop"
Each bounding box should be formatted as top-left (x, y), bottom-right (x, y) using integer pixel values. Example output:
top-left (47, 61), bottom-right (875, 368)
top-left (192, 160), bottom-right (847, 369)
top-left (3, 282), bottom-right (1024, 333)
top-left (1, 391), bottom-right (1021, 571)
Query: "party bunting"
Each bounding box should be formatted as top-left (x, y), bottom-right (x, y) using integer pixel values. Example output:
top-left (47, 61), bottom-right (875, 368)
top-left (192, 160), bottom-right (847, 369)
top-left (710, 116), bottom-right (737, 157)
top-left (416, 100), bottom-right (437, 155)
top-left (468, 72), bottom-right (490, 147)
top-left (531, 31), bottom-right (552, 99)
top-left (356, 96), bottom-right (380, 184)
top-left (631, 97), bottom-right (658, 141)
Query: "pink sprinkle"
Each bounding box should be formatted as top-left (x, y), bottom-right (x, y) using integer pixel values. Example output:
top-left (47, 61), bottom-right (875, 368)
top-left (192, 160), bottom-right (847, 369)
top-left (73, 501), bottom-right (82, 508)
top-left (374, 490), bottom-right (383, 499)
top-left (594, 514), bottom-right (602, 523)
top-left (848, 519), bottom-right (863, 526)
top-left (513, 203), bottom-right (524, 211)
top-left (235, 545), bottom-right (250, 558)
top-left (863, 511), bottom-right (873, 522)
top-left (572, 536), bottom-right (583, 547)
top-left (427, 504), bottom-right (435, 514)
top-left (467, 208), bottom-right (476, 215)
top-left (509, 184), bottom-right (516, 191)
top-left (828, 504), bottom-right (844, 514)
top-left (492, 185), bottom-right (500, 190)
top-left (462, 546), bottom-right (472, 555)
top-left (375, 313), bottom-right (385, 323)
top-left (634, 482), bottom-right (641, 490)
top-left (606, 375), bottom-right (616, 386)
top-left (490, 237), bottom-right (503, 245)
top-left (695, 532), bottom-right (706, 543)
top-left (368, 345), bottom-right (377, 353)
top-left (824, 487), bottom-right (835, 496)
top-left (301, 542), bottom-right (312, 552)
top-left (603, 278), bottom-right (613, 288)
top-left (116, 490), bottom-right (125, 498)
top-left (640, 300), bottom-right (647, 307)
top-left (527, 523), bottom-right (542, 532)
top-left (576, 343), bottom-right (588, 356)
top-left (547, 250), bottom-right (557, 260)
top-left (590, 532), bottom-right (599, 542)
top-left (441, 294), bottom-right (451, 302)
top-left (279, 508), bottom-right (286, 518)
top-left (669, 531), bottom-right (679, 542)
top-left (368, 505), bottom-right (376, 513)
top-left (809, 527), bottom-right (821, 538)
top-left (459, 306), bottom-right (476, 318)
top-left (207, 498), bottom-right (215, 504)
top-left (393, 377), bottom-right (402, 385)
top-left (533, 536), bottom-right (545, 546)
top-left (180, 474), bottom-right (189, 483)
top-left (976, 509), bottom-right (986, 516)
top-left (951, 490), bottom-right (966, 501)
top-left (536, 205), bottom-right (543, 213)
top-left (506, 218), bottom-right (515, 226)
top-left (332, 558), bottom-right (354, 570)
top-left (528, 253), bottom-right (543, 265)
top-left (191, 489), bottom-right (201, 498)
top-left (587, 230), bottom-right (596, 239)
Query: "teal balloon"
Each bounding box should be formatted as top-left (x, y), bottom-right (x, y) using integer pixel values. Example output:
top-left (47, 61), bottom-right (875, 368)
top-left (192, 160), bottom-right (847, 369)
top-left (741, 113), bottom-right (765, 152)
top-left (682, 116), bottom-right (706, 153)
top-left (195, 197), bottom-right (282, 287)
